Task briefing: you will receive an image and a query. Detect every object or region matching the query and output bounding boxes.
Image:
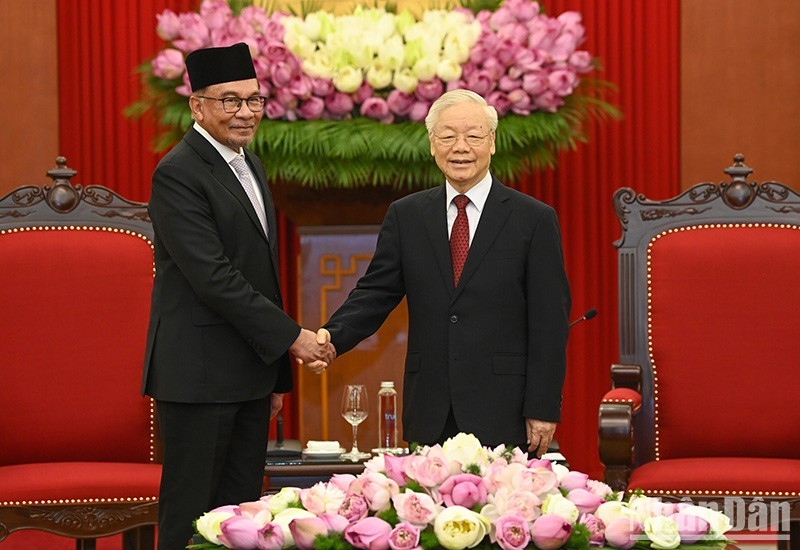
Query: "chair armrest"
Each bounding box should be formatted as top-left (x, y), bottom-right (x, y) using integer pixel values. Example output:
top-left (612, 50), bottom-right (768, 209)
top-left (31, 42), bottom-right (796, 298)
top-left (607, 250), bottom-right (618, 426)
top-left (610, 364), bottom-right (642, 392)
top-left (599, 385), bottom-right (642, 492)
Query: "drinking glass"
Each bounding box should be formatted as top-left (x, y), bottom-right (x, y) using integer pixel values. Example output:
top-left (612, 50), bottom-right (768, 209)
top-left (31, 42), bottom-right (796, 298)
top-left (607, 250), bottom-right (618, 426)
top-left (340, 384), bottom-right (371, 460)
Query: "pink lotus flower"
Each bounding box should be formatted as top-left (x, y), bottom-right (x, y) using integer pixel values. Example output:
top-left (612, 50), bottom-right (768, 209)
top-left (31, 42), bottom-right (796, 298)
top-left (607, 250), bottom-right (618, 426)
top-left (388, 522), bottom-right (421, 550)
top-left (605, 517), bottom-right (644, 549)
top-left (325, 92), bottom-right (354, 116)
top-left (270, 61), bottom-right (295, 88)
top-left (360, 98), bottom-right (393, 123)
top-left (560, 471), bottom-right (589, 491)
top-left (263, 40), bottom-right (291, 62)
top-left (531, 514), bottom-right (572, 550)
top-left (670, 512), bottom-right (711, 544)
top-left (264, 99), bottom-right (287, 119)
top-left (311, 77), bottom-right (334, 97)
top-left (152, 49), bottom-right (185, 80)
top-left (350, 471), bottom-right (400, 512)
top-left (298, 97), bottom-right (325, 120)
top-left (567, 488), bottom-right (605, 515)
top-left (391, 491), bottom-right (439, 526)
top-left (493, 514), bottom-right (530, 550)
top-left (407, 101), bottom-right (431, 122)
top-left (403, 447), bottom-right (452, 488)
top-left (549, 69), bottom-right (578, 97)
top-left (289, 516), bottom-right (328, 550)
top-left (438, 473), bottom-right (488, 509)
top-left (344, 517), bottom-right (392, 550)
top-left (339, 493), bottom-right (370, 523)
top-left (379, 454), bottom-right (408, 486)
top-left (218, 516), bottom-right (265, 549)
top-left (200, 0), bottom-right (232, 30)
top-left (329, 473), bottom-right (357, 492)
top-left (580, 513), bottom-right (606, 547)
top-left (172, 13), bottom-right (209, 52)
top-left (465, 70), bottom-right (495, 96)
top-left (414, 80), bottom-right (444, 102)
top-left (352, 82), bottom-right (374, 105)
top-left (289, 75), bottom-right (313, 100)
top-left (156, 10), bottom-right (181, 40)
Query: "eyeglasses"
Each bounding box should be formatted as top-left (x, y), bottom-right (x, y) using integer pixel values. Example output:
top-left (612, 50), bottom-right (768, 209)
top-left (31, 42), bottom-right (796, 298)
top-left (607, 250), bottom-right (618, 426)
top-left (432, 132), bottom-right (492, 147)
top-left (195, 95), bottom-right (266, 113)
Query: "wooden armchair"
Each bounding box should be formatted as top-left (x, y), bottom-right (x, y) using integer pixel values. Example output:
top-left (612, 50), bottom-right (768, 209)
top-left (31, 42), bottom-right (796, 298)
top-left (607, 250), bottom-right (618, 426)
top-left (0, 158), bottom-right (160, 549)
top-left (599, 154), bottom-right (800, 547)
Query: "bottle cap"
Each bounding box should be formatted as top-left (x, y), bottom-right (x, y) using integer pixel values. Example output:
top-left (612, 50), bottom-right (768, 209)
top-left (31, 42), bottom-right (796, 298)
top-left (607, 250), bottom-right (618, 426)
top-left (380, 381), bottom-right (394, 388)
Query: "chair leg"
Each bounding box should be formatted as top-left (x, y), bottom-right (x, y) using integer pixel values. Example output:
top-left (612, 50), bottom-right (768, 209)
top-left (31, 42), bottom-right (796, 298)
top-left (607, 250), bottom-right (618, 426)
top-left (776, 519), bottom-right (800, 550)
top-left (122, 526), bottom-right (156, 550)
top-left (76, 539), bottom-right (97, 550)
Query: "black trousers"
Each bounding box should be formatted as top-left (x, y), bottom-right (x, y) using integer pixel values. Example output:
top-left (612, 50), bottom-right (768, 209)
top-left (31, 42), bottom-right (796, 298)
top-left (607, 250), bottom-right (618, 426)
top-left (435, 407), bottom-right (528, 451)
top-left (155, 396), bottom-right (271, 550)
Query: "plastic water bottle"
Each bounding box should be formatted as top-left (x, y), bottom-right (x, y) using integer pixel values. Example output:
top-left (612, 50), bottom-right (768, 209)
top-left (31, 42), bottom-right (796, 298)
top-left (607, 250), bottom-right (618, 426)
top-left (377, 381), bottom-right (398, 451)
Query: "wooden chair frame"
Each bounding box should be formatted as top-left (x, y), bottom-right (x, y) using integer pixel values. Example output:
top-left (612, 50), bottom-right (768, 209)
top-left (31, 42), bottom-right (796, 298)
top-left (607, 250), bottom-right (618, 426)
top-left (0, 157), bottom-right (159, 550)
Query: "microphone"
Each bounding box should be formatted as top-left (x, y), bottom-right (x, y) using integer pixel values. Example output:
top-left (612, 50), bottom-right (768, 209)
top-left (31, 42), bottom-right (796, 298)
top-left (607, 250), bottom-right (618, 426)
top-left (569, 308), bottom-right (598, 328)
top-left (265, 412), bottom-right (302, 459)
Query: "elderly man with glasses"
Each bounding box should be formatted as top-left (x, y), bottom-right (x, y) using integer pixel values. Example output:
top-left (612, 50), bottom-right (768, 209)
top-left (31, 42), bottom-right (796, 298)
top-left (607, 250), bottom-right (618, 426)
top-left (320, 89), bottom-right (572, 458)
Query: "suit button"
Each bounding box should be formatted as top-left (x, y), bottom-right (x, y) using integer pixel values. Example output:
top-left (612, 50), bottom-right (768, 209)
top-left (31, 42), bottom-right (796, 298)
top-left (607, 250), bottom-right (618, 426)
top-left (450, 314), bottom-right (458, 323)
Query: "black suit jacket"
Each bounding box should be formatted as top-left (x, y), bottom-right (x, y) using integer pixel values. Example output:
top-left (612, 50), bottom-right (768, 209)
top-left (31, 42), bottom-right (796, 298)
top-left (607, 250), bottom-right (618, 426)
top-left (325, 178), bottom-right (571, 446)
top-left (142, 128), bottom-right (299, 403)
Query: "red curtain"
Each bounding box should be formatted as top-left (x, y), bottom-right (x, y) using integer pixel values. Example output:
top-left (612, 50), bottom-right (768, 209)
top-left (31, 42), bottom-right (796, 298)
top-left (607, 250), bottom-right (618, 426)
top-left (516, 0), bottom-right (680, 477)
top-left (56, 0), bottom-right (680, 479)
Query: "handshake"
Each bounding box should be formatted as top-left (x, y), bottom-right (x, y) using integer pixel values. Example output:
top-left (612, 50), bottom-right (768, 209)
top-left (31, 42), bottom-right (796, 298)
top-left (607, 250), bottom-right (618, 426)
top-left (289, 327), bottom-right (336, 375)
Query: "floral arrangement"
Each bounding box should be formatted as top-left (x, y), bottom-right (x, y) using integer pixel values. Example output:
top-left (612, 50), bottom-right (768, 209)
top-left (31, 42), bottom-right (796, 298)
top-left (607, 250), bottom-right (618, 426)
top-left (190, 433), bottom-right (732, 550)
top-left (131, 0), bottom-right (616, 188)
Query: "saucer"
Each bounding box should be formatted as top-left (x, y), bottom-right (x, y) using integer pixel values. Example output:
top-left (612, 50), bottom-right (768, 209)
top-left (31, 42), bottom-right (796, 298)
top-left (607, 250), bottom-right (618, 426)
top-left (302, 447), bottom-right (345, 459)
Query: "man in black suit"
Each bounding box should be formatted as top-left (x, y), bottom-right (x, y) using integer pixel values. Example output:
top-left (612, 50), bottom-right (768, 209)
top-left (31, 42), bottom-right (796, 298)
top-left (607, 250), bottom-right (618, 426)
top-left (142, 43), bottom-right (334, 549)
top-left (322, 89), bottom-right (571, 457)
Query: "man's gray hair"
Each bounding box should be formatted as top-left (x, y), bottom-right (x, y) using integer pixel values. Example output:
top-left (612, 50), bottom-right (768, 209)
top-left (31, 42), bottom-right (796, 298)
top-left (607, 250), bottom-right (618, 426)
top-left (425, 89), bottom-right (499, 133)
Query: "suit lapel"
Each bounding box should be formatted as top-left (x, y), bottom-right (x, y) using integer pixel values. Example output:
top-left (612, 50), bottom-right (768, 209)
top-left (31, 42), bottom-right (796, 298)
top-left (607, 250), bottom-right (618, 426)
top-left (421, 186), bottom-right (455, 298)
top-left (185, 129), bottom-right (269, 243)
top-left (452, 179), bottom-right (512, 301)
top-left (245, 149), bottom-right (282, 283)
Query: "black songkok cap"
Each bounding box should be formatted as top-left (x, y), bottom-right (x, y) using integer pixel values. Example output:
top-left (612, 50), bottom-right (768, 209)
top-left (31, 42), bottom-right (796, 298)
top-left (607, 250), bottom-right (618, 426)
top-left (185, 42), bottom-right (257, 92)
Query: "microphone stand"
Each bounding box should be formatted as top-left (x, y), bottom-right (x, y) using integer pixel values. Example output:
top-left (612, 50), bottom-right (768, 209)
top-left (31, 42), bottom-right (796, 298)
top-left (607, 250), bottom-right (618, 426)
top-left (265, 412), bottom-right (302, 459)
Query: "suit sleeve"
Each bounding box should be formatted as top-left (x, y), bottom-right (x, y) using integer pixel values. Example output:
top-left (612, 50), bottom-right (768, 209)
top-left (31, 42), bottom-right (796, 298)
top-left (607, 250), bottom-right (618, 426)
top-left (324, 202), bottom-right (406, 355)
top-left (149, 160), bottom-right (300, 366)
top-left (524, 206), bottom-right (571, 421)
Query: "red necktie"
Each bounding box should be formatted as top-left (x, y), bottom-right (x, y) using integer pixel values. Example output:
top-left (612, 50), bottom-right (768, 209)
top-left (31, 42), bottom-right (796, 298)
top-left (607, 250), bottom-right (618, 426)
top-left (450, 195), bottom-right (470, 286)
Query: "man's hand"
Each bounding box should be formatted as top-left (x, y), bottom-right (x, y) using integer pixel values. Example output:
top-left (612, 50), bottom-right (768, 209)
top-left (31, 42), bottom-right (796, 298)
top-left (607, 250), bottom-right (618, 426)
top-left (270, 393), bottom-right (284, 419)
top-left (526, 418), bottom-right (557, 458)
top-left (289, 328), bottom-right (336, 374)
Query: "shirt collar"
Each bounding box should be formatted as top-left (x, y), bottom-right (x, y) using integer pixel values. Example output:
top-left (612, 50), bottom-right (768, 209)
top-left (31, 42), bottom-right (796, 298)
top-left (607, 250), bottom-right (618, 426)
top-left (445, 172), bottom-right (492, 212)
top-left (193, 122), bottom-right (244, 164)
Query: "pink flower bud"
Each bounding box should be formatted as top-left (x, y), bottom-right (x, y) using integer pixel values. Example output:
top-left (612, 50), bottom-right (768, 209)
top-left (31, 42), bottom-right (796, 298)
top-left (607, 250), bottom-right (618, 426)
top-left (152, 49), bottom-right (185, 80)
top-left (344, 517), bottom-right (392, 550)
top-left (298, 97), bottom-right (325, 120)
top-left (218, 516), bottom-right (263, 549)
top-left (156, 10), bottom-right (181, 40)
top-left (670, 512), bottom-right (711, 544)
top-left (360, 98), bottom-right (392, 122)
top-left (438, 474), bottom-right (488, 509)
top-left (289, 516), bottom-right (328, 550)
top-left (325, 92), bottom-right (354, 116)
top-left (605, 517), bottom-right (644, 549)
top-left (567, 488), bottom-right (604, 515)
top-left (531, 514), bottom-right (572, 550)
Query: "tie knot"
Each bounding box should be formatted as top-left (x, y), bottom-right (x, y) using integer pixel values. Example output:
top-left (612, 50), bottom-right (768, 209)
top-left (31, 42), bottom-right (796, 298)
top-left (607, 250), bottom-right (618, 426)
top-left (453, 195), bottom-right (470, 211)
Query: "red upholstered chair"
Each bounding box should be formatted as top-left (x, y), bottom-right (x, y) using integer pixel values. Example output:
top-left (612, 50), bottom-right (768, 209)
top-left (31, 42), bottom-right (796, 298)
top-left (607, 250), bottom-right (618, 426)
top-left (0, 158), bottom-right (160, 549)
top-left (599, 154), bottom-right (800, 547)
